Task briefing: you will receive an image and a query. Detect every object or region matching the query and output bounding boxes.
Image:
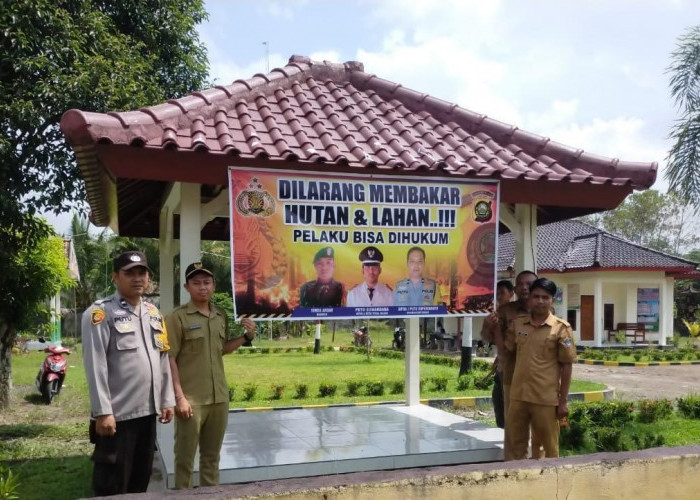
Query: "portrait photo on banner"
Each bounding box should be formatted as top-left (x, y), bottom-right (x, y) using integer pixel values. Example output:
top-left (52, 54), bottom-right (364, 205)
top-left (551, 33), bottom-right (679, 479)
top-left (229, 167), bottom-right (499, 320)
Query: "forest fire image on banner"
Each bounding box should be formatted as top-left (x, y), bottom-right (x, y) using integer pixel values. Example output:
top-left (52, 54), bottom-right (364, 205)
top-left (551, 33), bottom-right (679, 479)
top-left (229, 167), bottom-right (499, 320)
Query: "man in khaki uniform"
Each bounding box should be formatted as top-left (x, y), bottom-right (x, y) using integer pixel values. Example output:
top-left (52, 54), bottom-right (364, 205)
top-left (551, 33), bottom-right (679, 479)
top-left (503, 278), bottom-right (577, 460)
top-left (166, 262), bottom-right (256, 489)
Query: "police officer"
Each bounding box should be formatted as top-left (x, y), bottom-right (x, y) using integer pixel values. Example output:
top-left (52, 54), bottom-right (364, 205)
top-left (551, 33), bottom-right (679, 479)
top-left (299, 247), bottom-right (344, 307)
top-left (166, 262), bottom-right (257, 489)
top-left (346, 246), bottom-right (393, 307)
top-left (81, 251), bottom-right (174, 496)
top-left (503, 278), bottom-right (577, 460)
top-left (394, 246), bottom-right (437, 306)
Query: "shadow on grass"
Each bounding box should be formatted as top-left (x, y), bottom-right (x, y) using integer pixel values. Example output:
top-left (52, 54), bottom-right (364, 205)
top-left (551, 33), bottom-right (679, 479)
top-left (23, 393), bottom-right (46, 405)
top-left (1, 455), bottom-right (92, 500)
top-left (0, 423), bottom-right (53, 439)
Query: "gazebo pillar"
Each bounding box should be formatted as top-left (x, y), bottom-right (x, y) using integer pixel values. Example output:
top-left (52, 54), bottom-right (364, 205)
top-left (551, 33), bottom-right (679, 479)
top-left (179, 182), bottom-right (202, 304)
top-left (500, 203), bottom-right (538, 274)
top-left (159, 184), bottom-right (180, 313)
top-left (659, 276), bottom-right (673, 347)
top-left (405, 317), bottom-right (420, 406)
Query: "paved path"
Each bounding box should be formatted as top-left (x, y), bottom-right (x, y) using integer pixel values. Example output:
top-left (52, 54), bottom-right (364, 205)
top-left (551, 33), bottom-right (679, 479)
top-left (573, 362), bottom-right (700, 400)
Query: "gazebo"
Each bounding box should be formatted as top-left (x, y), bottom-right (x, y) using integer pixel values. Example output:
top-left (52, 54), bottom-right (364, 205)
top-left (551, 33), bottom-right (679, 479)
top-left (61, 55), bottom-right (657, 483)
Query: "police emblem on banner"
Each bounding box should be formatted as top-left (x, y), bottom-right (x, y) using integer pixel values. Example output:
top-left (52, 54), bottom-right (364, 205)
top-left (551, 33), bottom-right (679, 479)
top-left (471, 190), bottom-right (495, 223)
top-left (236, 178), bottom-right (276, 217)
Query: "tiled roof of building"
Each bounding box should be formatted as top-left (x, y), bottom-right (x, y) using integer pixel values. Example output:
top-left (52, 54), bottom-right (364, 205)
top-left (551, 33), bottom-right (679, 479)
top-left (498, 220), bottom-right (698, 273)
top-left (60, 55), bottom-right (658, 234)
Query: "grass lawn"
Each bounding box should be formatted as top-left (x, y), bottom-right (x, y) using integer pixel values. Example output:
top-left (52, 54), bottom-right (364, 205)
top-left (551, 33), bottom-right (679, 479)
top-left (0, 333), bottom-right (602, 500)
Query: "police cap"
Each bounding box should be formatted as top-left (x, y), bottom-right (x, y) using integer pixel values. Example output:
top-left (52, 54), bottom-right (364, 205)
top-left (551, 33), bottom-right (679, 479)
top-left (185, 262), bottom-right (215, 281)
top-left (113, 251), bottom-right (151, 273)
top-left (313, 247), bottom-right (335, 263)
top-left (358, 246), bottom-right (383, 266)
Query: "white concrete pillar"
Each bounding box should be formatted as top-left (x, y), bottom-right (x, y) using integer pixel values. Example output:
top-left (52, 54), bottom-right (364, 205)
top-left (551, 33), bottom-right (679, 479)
top-left (405, 316), bottom-right (420, 406)
top-left (179, 183), bottom-right (202, 304)
top-left (514, 204), bottom-right (537, 273)
top-left (593, 279), bottom-right (603, 347)
top-left (159, 204), bottom-right (176, 313)
top-left (660, 278), bottom-right (673, 347)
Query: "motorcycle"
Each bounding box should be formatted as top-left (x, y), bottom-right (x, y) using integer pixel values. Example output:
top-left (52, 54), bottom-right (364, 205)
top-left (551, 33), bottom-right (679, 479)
top-left (35, 344), bottom-right (71, 404)
top-left (353, 326), bottom-right (372, 348)
top-left (392, 327), bottom-right (406, 350)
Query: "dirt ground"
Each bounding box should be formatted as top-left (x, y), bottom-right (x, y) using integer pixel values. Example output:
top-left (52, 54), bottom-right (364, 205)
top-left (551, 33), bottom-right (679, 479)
top-left (572, 363), bottom-right (700, 400)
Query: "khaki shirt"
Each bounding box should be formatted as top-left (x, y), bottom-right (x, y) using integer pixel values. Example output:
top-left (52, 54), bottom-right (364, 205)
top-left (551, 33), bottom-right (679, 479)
top-left (505, 313), bottom-right (577, 406)
top-left (166, 302), bottom-right (230, 406)
top-left (497, 301), bottom-right (530, 385)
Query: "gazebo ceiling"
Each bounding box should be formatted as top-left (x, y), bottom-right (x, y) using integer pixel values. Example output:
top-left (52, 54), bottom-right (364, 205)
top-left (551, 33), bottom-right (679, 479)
top-left (60, 55), bottom-right (657, 239)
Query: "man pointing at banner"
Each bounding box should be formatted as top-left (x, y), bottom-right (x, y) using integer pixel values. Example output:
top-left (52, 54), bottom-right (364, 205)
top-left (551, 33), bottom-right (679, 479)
top-left (347, 246), bottom-right (393, 307)
top-left (299, 247), bottom-right (345, 307)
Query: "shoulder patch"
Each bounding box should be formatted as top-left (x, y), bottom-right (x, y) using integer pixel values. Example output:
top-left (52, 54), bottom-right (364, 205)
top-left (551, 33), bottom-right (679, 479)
top-left (91, 309), bottom-right (106, 325)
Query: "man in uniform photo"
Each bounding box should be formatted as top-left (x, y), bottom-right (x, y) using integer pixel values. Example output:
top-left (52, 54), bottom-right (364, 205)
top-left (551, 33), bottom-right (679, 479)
top-left (82, 251), bottom-right (174, 497)
top-left (503, 278), bottom-right (577, 460)
top-left (299, 246), bottom-right (344, 307)
top-left (394, 246), bottom-right (437, 306)
top-left (166, 262), bottom-right (257, 489)
top-left (346, 246), bottom-right (393, 307)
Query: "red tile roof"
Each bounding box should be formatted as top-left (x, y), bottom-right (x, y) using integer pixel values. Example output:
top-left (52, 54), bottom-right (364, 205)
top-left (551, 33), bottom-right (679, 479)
top-left (60, 55), bottom-right (658, 234)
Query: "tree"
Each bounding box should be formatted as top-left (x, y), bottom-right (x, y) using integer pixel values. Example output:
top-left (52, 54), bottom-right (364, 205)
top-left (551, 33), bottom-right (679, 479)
top-left (582, 190), bottom-right (699, 255)
top-left (0, 0), bottom-right (209, 407)
top-left (0, 218), bottom-right (75, 408)
top-left (667, 25), bottom-right (700, 206)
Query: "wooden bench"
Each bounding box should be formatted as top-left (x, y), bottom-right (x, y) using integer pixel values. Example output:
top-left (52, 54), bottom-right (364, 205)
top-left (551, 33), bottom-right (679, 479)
top-left (607, 322), bottom-right (646, 343)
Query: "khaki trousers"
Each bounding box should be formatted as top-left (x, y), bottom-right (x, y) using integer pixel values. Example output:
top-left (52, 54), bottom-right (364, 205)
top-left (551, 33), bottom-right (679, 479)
top-left (504, 400), bottom-right (559, 461)
top-left (174, 402), bottom-right (229, 489)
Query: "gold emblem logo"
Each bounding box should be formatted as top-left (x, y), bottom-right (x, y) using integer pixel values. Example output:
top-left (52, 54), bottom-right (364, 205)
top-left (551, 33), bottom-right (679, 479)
top-left (236, 178), bottom-right (275, 217)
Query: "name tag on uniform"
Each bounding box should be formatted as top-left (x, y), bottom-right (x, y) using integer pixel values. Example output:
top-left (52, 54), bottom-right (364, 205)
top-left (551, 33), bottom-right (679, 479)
top-left (115, 321), bottom-right (135, 333)
top-left (188, 324), bottom-right (202, 330)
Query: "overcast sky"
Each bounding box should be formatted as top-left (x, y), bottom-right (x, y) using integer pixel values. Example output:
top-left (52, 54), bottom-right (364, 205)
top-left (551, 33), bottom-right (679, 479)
top-left (48, 0), bottom-right (700, 233)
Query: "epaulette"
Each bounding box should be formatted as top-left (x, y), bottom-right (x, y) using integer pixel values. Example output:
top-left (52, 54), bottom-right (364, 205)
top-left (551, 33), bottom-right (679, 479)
top-left (94, 297), bottom-right (112, 306)
top-left (555, 317), bottom-right (571, 328)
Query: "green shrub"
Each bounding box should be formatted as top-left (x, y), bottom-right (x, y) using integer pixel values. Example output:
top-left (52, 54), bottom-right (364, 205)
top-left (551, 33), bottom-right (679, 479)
top-left (631, 432), bottom-right (665, 450)
top-left (559, 419), bottom-right (588, 451)
top-left (431, 376), bottom-right (449, 392)
top-left (636, 399), bottom-right (673, 423)
top-left (582, 347), bottom-right (602, 360)
top-left (632, 351), bottom-right (643, 362)
top-left (260, 347), bottom-right (270, 354)
top-left (345, 380), bottom-right (363, 397)
top-left (473, 371), bottom-right (494, 390)
top-left (677, 395), bottom-right (700, 419)
top-left (583, 401), bottom-right (634, 427)
top-left (228, 385), bottom-right (235, 402)
top-left (648, 348), bottom-right (664, 361)
top-left (471, 359), bottom-right (492, 371)
top-left (242, 383), bottom-right (258, 401)
top-left (592, 427), bottom-right (627, 452)
top-left (272, 347), bottom-right (284, 353)
top-left (365, 381), bottom-right (385, 396)
top-left (305, 345), bottom-right (315, 353)
top-left (0, 466), bottom-right (20, 500)
top-left (270, 384), bottom-right (285, 400)
top-left (456, 374), bottom-right (473, 391)
top-left (389, 380), bottom-right (404, 395)
top-left (602, 349), bottom-right (620, 361)
top-left (318, 382), bottom-right (337, 398)
top-left (294, 383), bottom-right (308, 399)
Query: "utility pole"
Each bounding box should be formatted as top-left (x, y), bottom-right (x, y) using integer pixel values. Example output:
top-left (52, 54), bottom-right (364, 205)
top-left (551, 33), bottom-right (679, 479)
top-left (262, 41), bottom-right (269, 73)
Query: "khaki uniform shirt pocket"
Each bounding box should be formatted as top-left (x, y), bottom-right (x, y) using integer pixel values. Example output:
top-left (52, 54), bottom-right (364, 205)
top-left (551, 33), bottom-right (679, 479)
top-left (183, 328), bottom-right (205, 353)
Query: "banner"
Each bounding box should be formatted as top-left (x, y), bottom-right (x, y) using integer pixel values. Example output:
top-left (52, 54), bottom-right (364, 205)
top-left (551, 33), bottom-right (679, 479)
top-left (229, 168), bottom-right (499, 320)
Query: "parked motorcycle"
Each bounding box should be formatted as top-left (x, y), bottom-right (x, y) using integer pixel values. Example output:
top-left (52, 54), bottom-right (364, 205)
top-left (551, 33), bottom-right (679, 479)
top-left (35, 344), bottom-right (71, 404)
top-left (392, 327), bottom-right (406, 350)
top-left (353, 326), bottom-right (372, 348)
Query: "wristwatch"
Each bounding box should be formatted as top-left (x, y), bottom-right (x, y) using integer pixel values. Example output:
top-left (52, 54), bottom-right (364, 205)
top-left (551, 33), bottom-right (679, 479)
top-left (244, 330), bottom-right (255, 341)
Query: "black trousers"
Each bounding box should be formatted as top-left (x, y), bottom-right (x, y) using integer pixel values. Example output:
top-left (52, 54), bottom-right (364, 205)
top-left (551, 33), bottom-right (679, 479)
top-left (90, 414), bottom-right (156, 497)
top-left (492, 370), bottom-right (505, 429)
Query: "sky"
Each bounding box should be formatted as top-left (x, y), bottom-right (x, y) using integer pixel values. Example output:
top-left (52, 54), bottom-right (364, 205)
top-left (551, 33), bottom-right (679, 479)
top-left (47, 0), bottom-right (700, 234)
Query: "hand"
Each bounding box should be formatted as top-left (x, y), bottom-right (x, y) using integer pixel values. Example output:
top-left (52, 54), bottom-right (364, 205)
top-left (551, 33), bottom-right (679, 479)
top-left (557, 400), bottom-right (569, 420)
top-left (241, 318), bottom-right (255, 339)
top-left (95, 414), bottom-right (116, 437)
top-left (159, 407), bottom-right (174, 424)
top-left (175, 396), bottom-right (193, 420)
top-left (483, 312), bottom-right (499, 329)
